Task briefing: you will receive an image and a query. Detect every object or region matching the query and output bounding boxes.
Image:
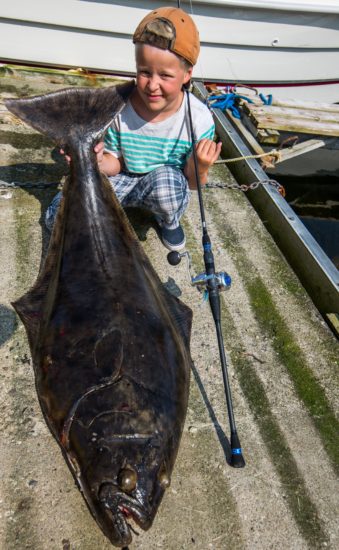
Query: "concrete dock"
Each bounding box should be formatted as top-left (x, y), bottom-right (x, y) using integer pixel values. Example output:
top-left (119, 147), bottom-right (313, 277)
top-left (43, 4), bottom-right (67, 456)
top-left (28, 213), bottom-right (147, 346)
top-left (0, 67), bottom-right (338, 550)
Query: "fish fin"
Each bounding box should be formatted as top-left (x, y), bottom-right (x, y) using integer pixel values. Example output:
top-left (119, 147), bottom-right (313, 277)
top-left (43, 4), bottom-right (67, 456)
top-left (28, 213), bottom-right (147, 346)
top-left (94, 329), bottom-right (124, 381)
top-left (4, 80), bottom-right (135, 147)
top-left (11, 295), bottom-right (42, 351)
top-left (11, 196), bottom-right (67, 349)
top-left (162, 291), bottom-right (193, 350)
top-left (12, 269), bottom-right (55, 350)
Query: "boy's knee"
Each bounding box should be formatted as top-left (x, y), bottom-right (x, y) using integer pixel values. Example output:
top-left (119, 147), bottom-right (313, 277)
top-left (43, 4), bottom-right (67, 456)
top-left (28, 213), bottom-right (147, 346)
top-left (152, 166), bottom-right (188, 193)
top-left (150, 167), bottom-right (189, 219)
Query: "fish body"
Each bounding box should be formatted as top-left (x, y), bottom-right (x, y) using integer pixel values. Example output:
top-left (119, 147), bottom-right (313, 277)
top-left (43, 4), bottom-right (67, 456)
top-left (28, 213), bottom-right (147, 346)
top-left (5, 82), bottom-right (192, 547)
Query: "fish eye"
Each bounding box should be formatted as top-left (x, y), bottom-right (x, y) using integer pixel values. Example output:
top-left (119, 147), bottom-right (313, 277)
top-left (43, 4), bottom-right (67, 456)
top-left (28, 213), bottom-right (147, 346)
top-left (118, 468), bottom-right (137, 493)
top-left (158, 468), bottom-right (170, 489)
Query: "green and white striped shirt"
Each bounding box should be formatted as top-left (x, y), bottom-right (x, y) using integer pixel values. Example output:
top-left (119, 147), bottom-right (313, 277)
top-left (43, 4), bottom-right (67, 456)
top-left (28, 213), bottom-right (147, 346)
top-left (104, 92), bottom-right (215, 174)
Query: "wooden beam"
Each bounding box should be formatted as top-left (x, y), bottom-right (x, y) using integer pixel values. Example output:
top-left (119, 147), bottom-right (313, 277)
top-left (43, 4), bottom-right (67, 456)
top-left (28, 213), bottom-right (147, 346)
top-left (247, 96), bottom-right (339, 113)
top-left (276, 139), bottom-right (325, 163)
top-left (246, 103), bottom-right (339, 124)
top-left (247, 114), bottom-right (339, 137)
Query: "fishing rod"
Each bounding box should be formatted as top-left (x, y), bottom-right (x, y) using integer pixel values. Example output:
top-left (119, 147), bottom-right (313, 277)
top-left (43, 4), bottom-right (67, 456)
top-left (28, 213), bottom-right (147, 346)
top-left (167, 86), bottom-right (245, 468)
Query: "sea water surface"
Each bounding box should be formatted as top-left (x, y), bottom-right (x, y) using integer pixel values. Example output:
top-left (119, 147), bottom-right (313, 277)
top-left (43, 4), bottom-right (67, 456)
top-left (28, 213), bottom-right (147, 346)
top-left (278, 175), bottom-right (339, 270)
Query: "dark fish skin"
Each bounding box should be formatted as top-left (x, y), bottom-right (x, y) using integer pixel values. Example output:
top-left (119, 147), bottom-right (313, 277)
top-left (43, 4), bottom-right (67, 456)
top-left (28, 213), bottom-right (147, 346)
top-left (5, 82), bottom-right (193, 547)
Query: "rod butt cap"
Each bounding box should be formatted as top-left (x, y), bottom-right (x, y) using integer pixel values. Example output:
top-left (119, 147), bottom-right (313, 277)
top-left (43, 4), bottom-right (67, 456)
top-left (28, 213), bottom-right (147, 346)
top-left (230, 432), bottom-right (245, 468)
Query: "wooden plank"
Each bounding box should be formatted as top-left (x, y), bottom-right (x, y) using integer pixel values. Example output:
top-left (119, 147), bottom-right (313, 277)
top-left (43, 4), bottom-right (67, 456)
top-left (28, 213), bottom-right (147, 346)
top-left (227, 115), bottom-right (325, 167)
top-left (326, 314), bottom-right (339, 339)
top-left (246, 113), bottom-right (339, 136)
top-left (266, 129), bottom-right (280, 138)
top-left (269, 98), bottom-right (339, 113)
top-left (244, 96), bottom-right (339, 113)
top-left (245, 103), bottom-right (339, 124)
top-left (227, 112), bottom-right (266, 156)
top-left (257, 128), bottom-right (281, 144)
top-left (244, 106), bottom-right (339, 137)
top-left (242, 113), bottom-right (280, 144)
top-left (277, 139), bottom-right (325, 162)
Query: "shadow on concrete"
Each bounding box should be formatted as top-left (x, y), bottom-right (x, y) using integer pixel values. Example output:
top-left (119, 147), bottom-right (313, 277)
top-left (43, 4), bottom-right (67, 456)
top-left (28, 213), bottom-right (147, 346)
top-left (0, 156), bottom-right (161, 264)
top-left (0, 148), bottom-right (67, 266)
top-left (191, 361), bottom-right (232, 464)
top-left (124, 206), bottom-right (158, 242)
top-left (0, 147), bottom-right (66, 185)
top-left (0, 304), bottom-right (18, 345)
top-left (125, 208), bottom-right (183, 297)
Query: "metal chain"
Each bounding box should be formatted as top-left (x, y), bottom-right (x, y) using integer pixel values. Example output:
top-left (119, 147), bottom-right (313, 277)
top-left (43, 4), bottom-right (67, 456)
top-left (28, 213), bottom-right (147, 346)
top-left (206, 178), bottom-right (286, 196)
top-left (0, 180), bottom-right (60, 190)
top-left (0, 178), bottom-right (285, 195)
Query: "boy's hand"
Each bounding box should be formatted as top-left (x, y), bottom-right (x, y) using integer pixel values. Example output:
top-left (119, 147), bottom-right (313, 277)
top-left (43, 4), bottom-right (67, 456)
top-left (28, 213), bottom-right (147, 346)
top-left (94, 141), bottom-right (105, 165)
top-left (185, 139), bottom-right (222, 189)
top-left (60, 141), bottom-right (122, 176)
top-left (60, 148), bottom-right (71, 164)
top-left (94, 142), bottom-right (124, 176)
top-left (195, 139), bottom-right (222, 171)
top-left (60, 142), bottom-right (105, 165)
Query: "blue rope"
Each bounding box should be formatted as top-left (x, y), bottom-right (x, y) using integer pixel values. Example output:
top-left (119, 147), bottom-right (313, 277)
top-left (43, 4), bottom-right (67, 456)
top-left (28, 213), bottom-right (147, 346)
top-left (259, 92), bottom-right (273, 105)
top-left (209, 91), bottom-right (273, 118)
top-left (208, 93), bottom-right (254, 118)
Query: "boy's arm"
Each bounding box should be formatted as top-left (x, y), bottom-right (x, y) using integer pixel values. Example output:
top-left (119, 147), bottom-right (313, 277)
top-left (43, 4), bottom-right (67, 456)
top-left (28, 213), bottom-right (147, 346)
top-left (184, 138), bottom-right (222, 190)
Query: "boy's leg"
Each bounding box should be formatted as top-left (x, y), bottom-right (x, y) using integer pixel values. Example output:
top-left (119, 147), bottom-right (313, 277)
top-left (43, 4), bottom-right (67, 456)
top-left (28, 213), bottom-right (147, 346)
top-left (44, 174), bottom-right (136, 231)
top-left (120, 166), bottom-right (189, 229)
top-left (110, 166), bottom-right (189, 250)
top-left (45, 169), bottom-right (189, 250)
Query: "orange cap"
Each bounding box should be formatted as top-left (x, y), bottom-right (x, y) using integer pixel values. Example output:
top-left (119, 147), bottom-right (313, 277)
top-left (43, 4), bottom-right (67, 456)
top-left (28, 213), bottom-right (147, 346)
top-left (133, 7), bottom-right (200, 66)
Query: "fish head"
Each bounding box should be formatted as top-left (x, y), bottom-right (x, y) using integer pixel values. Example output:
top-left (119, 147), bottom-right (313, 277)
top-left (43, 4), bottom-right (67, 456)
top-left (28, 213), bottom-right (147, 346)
top-left (70, 378), bottom-right (178, 547)
top-left (96, 433), bottom-right (173, 547)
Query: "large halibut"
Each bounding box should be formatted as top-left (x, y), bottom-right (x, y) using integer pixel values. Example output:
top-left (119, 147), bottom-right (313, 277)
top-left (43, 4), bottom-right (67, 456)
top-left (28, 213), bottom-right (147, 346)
top-left (5, 82), bottom-right (192, 547)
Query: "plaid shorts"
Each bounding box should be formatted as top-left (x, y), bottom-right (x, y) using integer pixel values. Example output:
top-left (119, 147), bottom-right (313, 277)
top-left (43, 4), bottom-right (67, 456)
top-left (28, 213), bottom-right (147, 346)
top-left (45, 165), bottom-right (189, 232)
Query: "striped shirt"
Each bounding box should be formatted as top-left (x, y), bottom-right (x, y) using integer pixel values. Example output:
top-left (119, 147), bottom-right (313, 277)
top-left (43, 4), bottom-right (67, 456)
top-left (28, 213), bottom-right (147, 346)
top-left (104, 92), bottom-right (215, 174)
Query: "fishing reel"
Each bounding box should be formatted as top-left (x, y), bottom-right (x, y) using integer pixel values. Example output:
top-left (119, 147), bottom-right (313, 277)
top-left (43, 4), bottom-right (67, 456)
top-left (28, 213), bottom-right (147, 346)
top-left (167, 251), bottom-right (232, 293)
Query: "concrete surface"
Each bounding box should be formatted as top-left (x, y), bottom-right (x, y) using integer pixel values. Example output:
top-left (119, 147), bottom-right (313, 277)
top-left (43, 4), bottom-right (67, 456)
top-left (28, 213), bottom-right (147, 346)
top-left (0, 67), bottom-right (338, 550)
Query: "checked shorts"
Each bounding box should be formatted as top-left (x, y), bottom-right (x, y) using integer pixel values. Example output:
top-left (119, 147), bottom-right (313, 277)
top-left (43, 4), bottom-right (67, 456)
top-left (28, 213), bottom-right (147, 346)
top-left (45, 166), bottom-right (190, 232)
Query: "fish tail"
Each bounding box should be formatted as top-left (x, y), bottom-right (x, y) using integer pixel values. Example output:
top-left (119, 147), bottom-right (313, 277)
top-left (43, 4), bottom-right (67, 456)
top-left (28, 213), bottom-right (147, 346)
top-left (4, 80), bottom-right (134, 148)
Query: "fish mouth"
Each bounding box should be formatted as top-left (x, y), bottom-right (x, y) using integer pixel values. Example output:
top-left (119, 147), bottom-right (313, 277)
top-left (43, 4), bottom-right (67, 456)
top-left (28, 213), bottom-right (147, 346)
top-left (98, 482), bottom-right (151, 546)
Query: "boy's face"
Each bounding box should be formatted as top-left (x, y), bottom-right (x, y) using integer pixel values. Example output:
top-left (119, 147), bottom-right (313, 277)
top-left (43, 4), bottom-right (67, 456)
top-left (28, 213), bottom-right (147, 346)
top-left (134, 44), bottom-right (192, 118)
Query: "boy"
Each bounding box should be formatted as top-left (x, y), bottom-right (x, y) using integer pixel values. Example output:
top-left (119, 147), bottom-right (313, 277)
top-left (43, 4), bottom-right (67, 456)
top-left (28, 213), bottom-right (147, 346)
top-left (46, 7), bottom-right (221, 251)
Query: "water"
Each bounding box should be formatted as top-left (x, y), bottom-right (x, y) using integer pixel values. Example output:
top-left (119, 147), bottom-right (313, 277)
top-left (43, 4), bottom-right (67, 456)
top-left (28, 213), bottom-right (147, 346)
top-left (278, 176), bottom-right (339, 269)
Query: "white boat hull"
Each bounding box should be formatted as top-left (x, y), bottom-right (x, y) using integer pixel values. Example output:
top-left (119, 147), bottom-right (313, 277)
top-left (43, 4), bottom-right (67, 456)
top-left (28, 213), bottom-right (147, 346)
top-left (1, 0), bottom-right (339, 102)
